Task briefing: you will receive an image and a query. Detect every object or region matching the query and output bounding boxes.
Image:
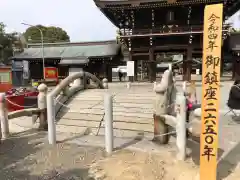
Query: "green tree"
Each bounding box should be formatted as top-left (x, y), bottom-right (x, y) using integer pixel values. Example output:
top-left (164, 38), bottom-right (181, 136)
top-left (0, 22), bottom-right (5, 33)
top-left (24, 25), bottom-right (70, 43)
top-left (0, 22), bottom-right (25, 63)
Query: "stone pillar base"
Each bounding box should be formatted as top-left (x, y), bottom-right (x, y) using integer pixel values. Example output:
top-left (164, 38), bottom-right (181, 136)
top-left (153, 114), bottom-right (170, 144)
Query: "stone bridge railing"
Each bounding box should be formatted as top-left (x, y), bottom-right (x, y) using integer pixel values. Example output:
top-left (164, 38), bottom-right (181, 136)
top-left (0, 68), bottom-right (203, 162)
top-left (0, 71), bottom-right (107, 143)
top-left (47, 71), bottom-right (106, 144)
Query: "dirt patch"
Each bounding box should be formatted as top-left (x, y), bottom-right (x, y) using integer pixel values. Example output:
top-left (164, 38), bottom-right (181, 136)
top-left (88, 149), bottom-right (240, 180)
top-left (1, 129), bottom-right (240, 180)
top-left (89, 150), bottom-right (199, 180)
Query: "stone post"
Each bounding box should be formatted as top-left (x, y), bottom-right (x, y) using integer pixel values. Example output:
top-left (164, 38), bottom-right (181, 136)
top-left (104, 92), bottom-right (113, 154)
top-left (46, 93), bottom-right (56, 145)
top-left (37, 83), bottom-right (48, 131)
top-left (168, 63), bottom-right (172, 71)
top-left (102, 78), bottom-right (108, 89)
top-left (0, 93), bottom-right (8, 139)
top-left (175, 92), bottom-right (187, 161)
top-left (126, 82), bottom-right (131, 89)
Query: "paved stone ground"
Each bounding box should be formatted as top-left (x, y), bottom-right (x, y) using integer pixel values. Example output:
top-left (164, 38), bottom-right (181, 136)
top-left (6, 79), bottom-right (240, 180)
top-left (9, 80), bottom-right (240, 152)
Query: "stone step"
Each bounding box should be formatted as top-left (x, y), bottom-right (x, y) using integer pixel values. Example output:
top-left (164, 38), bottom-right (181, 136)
top-left (57, 119), bottom-right (153, 132)
top-left (56, 112), bottom-right (153, 122)
top-left (68, 98), bottom-right (155, 104)
top-left (55, 124), bottom-right (154, 138)
top-left (73, 92), bottom-right (155, 96)
top-left (58, 109), bottom-right (152, 118)
top-left (62, 106), bottom-right (153, 114)
top-left (55, 87), bottom-right (158, 139)
top-left (66, 102), bottom-right (153, 109)
top-left (74, 92), bottom-right (155, 98)
top-left (59, 107), bottom-right (153, 114)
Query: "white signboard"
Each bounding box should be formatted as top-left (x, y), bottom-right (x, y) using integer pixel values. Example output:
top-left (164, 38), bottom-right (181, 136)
top-left (22, 60), bottom-right (29, 79)
top-left (127, 61), bottom-right (134, 77)
top-left (196, 69), bottom-right (200, 75)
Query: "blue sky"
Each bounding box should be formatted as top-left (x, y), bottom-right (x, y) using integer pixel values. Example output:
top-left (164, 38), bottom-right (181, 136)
top-left (0, 0), bottom-right (239, 42)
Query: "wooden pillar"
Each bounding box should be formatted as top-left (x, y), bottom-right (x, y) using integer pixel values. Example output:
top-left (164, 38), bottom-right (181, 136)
top-left (102, 62), bottom-right (107, 79)
top-left (183, 55), bottom-right (187, 81)
top-left (183, 47), bottom-right (192, 81)
top-left (134, 60), bottom-right (138, 81)
top-left (107, 64), bottom-right (112, 82)
top-left (148, 48), bottom-right (156, 82)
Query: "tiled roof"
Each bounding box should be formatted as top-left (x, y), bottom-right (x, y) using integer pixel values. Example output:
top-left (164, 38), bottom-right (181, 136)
top-left (12, 42), bottom-right (121, 59)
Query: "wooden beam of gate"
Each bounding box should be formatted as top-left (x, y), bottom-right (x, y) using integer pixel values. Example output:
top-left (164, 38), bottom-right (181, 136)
top-left (167, 0), bottom-right (177, 3)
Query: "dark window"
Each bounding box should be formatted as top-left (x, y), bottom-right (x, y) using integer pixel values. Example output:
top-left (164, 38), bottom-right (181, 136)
top-left (58, 66), bottom-right (69, 78)
top-left (29, 62), bottom-right (43, 79)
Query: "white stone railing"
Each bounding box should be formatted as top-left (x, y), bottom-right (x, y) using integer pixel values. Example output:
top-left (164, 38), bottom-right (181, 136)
top-left (0, 71), bottom-right (107, 144)
top-left (46, 71), bottom-right (106, 145)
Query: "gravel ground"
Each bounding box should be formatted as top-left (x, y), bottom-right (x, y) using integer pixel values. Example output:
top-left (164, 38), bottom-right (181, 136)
top-left (1, 129), bottom-right (240, 180)
top-left (4, 79), bottom-right (240, 180)
top-left (0, 129), bottom-right (105, 180)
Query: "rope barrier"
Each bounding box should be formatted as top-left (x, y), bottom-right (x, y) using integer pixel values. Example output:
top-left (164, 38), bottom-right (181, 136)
top-left (151, 130), bottom-right (176, 138)
top-left (11, 119), bottom-right (176, 140)
top-left (5, 98), bottom-right (37, 109)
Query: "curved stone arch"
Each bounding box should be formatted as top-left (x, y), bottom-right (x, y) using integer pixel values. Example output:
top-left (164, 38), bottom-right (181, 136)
top-left (50, 71), bottom-right (104, 97)
top-left (46, 71), bottom-right (105, 144)
top-left (52, 71), bottom-right (105, 114)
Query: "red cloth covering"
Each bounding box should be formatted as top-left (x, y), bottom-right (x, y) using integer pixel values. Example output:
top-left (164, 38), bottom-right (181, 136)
top-left (6, 95), bottom-right (25, 112)
top-left (6, 89), bottom-right (39, 112)
top-left (24, 91), bottom-right (39, 97)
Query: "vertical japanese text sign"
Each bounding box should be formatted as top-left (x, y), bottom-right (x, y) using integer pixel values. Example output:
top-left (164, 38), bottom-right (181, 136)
top-left (200, 3), bottom-right (223, 180)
